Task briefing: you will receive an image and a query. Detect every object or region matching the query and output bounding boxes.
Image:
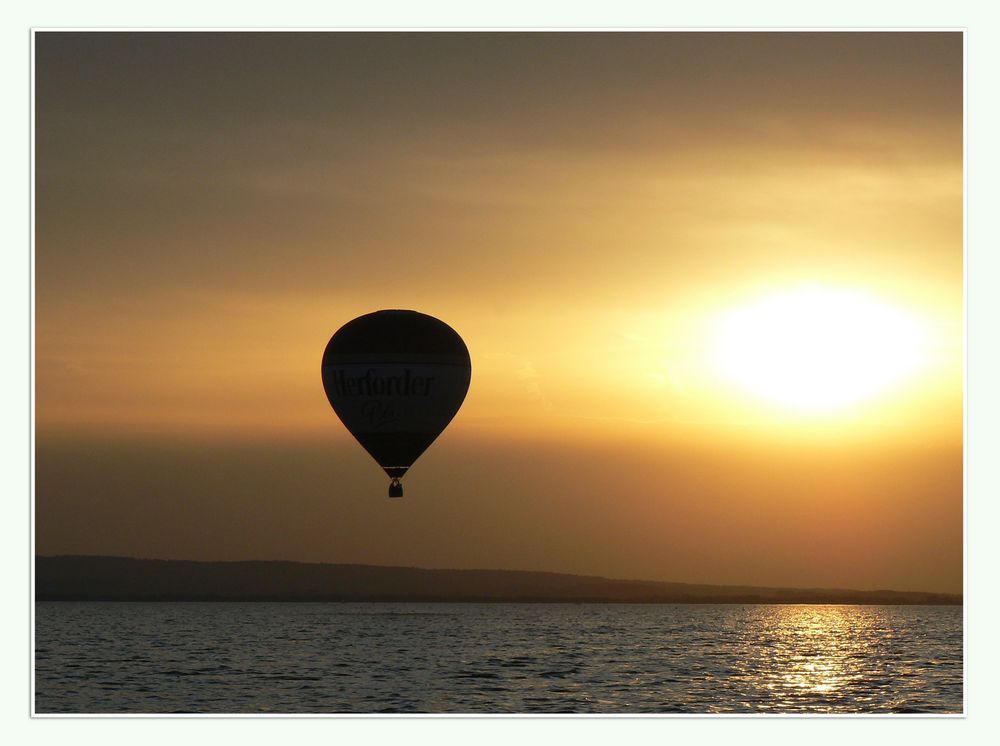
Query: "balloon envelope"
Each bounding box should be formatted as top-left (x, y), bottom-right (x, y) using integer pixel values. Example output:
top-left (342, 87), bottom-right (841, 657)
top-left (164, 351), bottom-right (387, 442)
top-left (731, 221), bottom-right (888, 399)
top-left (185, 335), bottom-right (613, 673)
top-left (321, 310), bottom-right (471, 495)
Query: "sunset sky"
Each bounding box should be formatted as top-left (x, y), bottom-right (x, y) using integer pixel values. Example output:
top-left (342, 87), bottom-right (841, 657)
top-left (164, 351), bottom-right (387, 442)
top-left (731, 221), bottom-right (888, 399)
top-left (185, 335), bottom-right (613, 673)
top-left (34, 32), bottom-right (963, 593)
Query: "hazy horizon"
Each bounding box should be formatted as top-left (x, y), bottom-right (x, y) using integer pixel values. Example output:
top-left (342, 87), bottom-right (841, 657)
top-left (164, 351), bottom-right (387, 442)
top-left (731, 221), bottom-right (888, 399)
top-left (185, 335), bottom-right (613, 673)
top-left (35, 32), bottom-right (962, 595)
top-left (34, 555), bottom-right (962, 602)
top-left (31, 549), bottom-right (965, 595)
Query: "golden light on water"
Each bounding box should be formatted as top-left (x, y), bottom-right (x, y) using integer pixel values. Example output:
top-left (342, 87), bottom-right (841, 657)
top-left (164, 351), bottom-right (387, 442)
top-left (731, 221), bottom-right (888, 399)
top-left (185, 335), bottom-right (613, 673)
top-left (735, 606), bottom-right (876, 710)
top-left (710, 286), bottom-right (929, 411)
top-left (770, 608), bottom-right (864, 696)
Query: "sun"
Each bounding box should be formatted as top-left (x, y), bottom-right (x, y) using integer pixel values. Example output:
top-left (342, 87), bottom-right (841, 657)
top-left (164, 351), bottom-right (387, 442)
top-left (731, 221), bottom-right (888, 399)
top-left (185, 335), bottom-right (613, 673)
top-left (710, 286), bottom-right (928, 411)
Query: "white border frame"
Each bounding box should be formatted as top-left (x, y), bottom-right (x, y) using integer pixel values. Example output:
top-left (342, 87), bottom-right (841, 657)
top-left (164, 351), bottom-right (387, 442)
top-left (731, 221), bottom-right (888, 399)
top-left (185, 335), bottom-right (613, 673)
top-left (10, 4), bottom-right (994, 741)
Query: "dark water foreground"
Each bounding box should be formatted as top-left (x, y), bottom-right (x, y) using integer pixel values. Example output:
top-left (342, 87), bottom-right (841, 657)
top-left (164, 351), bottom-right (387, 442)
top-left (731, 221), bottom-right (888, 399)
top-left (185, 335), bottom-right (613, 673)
top-left (34, 602), bottom-right (962, 714)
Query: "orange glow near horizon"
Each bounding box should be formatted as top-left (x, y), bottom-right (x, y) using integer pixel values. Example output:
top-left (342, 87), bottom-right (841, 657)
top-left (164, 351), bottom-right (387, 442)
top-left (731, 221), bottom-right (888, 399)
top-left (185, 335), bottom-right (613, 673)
top-left (33, 281), bottom-right (961, 442)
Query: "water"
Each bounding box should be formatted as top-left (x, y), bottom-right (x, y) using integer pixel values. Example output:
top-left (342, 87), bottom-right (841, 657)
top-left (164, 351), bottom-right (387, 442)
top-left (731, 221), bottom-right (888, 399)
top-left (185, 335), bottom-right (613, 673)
top-left (34, 602), bottom-right (962, 714)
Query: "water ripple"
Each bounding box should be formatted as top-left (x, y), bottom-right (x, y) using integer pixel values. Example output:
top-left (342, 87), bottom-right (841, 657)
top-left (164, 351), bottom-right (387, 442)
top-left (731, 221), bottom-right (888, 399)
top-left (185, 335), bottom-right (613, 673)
top-left (34, 602), bottom-right (962, 714)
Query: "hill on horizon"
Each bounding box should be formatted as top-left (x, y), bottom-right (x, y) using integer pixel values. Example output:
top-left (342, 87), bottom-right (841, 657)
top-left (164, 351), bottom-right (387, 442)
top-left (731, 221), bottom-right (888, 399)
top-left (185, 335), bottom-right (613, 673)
top-left (34, 555), bottom-right (961, 605)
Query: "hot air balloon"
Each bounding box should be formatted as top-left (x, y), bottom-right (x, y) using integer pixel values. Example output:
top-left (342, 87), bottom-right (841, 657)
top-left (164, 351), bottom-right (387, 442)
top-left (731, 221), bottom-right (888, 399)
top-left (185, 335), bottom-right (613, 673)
top-left (321, 310), bottom-right (472, 498)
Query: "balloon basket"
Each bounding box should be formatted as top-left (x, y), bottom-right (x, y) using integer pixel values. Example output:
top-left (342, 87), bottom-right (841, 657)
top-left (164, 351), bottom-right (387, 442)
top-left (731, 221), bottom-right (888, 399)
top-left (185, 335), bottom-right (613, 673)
top-left (388, 479), bottom-right (403, 498)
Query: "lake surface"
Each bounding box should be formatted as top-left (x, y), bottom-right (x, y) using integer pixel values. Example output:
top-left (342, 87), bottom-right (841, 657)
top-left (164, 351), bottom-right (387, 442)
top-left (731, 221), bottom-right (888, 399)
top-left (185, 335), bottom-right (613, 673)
top-left (34, 602), bottom-right (962, 714)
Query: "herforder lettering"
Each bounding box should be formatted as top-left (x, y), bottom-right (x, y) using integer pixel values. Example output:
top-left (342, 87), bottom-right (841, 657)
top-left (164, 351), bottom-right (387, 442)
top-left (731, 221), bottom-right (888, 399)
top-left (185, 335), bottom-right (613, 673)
top-left (331, 369), bottom-right (435, 397)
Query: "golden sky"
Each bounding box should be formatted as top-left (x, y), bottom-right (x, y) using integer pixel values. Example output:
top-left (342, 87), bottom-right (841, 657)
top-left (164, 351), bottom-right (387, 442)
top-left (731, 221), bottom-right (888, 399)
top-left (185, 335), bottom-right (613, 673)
top-left (34, 32), bottom-right (963, 593)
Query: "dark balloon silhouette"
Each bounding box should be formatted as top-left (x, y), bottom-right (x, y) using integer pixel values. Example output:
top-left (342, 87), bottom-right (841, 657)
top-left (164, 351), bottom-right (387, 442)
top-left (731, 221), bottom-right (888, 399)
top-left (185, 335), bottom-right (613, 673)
top-left (321, 310), bottom-right (472, 498)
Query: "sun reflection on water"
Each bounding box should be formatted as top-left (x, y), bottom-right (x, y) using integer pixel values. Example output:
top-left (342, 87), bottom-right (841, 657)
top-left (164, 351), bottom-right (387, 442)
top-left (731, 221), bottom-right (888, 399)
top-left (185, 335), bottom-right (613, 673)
top-left (733, 606), bottom-right (885, 711)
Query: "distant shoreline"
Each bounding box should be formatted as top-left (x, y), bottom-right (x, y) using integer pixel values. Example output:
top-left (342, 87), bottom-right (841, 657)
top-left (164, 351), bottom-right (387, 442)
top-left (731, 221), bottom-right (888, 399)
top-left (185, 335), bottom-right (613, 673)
top-left (35, 555), bottom-right (961, 605)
